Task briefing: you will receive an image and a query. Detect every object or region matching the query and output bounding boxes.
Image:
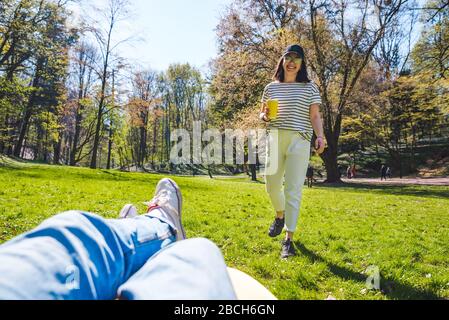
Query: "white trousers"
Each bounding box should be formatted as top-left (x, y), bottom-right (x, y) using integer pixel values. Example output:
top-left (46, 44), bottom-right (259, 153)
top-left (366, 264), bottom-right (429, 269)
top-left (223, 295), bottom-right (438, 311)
top-left (265, 129), bottom-right (311, 232)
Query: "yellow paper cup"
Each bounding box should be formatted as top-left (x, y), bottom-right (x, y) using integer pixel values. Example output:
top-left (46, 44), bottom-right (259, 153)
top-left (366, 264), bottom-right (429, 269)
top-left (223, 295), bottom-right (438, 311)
top-left (267, 99), bottom-right (279, 119)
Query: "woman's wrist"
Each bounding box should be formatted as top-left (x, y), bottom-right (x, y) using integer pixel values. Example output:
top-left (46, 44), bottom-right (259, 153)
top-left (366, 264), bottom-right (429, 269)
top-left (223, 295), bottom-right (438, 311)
top-left (259, 112), bottom-right (269, 122)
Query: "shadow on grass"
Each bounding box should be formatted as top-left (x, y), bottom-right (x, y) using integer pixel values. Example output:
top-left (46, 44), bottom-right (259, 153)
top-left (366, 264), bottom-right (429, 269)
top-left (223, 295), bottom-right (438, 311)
top-left (316, 181), bottom-right (449, 200)
top-left (295, 242), bottom-right (442, 300)
top-left (249, 179), bottom-right (265, 184)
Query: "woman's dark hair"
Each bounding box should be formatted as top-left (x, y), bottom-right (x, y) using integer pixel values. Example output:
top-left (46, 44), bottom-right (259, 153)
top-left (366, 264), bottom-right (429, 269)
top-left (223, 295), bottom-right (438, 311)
top-left (273, 55), bottom-right (310, 83)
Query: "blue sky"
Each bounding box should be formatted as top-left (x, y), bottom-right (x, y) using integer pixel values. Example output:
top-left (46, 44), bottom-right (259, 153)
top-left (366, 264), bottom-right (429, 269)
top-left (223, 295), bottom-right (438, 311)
top-left (108, 0), bottom-right (233, 72)
top-left (71, 0), bottom-right (425, 73)
top-left (132, 0), bottom-right (233, 71)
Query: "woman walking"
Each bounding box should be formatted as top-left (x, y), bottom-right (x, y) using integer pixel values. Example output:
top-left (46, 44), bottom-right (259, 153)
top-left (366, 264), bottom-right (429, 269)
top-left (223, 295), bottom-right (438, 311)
top-left (259, 44), bottom-right (325, 259)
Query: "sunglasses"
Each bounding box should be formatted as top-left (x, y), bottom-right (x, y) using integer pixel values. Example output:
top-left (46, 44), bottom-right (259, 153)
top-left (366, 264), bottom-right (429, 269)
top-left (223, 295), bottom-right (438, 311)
top-left (284, 56), bottom-right (302, 64)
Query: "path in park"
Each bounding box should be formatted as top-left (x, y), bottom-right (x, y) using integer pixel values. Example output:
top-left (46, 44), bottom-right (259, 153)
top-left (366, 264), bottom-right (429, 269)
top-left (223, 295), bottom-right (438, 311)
top-left (342, 177), bottom-right (449, 186)
top-left (209, 174), bottom-right (449, 186)
top-left (213, 175), bottom-right (449, 186)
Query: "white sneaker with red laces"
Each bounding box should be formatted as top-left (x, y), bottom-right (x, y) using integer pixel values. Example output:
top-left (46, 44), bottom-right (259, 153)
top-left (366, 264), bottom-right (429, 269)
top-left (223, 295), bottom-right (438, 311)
top-left (144, 178), bottom-right (186, 241)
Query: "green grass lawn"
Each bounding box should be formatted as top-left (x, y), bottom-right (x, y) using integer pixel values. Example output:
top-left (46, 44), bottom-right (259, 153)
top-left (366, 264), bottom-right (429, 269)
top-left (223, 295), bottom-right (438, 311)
top-left (1, 158), bottom-right (448, 300)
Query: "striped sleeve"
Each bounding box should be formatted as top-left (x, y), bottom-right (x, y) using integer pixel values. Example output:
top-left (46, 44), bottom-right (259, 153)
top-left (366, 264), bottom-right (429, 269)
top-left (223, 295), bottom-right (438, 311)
top-left (310, 82), bottom-right (322, 106)
top-left (261, 84), bottom-right (271, 104)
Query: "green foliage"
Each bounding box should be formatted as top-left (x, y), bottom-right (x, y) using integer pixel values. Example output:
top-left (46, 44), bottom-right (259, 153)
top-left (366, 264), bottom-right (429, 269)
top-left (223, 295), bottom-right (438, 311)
top-left (0, 75), bottom-right (33, 117)
top-left (1, 0), bottom-right (447, 178)
top-left (0, 0), bottom-right (75, 159)
top-left (165, 63), bottom-right (206, 128)
top-left (209, 0), bottom-right (301, 124)
top-left (386, 75), bottom-right (445, 142)
top-left (0, 76), bottom-right (33, 149)
top-left (411, 0), bottom-right (449, 80)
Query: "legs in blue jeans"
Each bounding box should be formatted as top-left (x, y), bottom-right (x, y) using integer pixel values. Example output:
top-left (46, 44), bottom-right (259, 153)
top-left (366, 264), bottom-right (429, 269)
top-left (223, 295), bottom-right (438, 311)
top-left (118, 238), bottom-right (237, 300)
top-left (0, 210), bottom-right (236, 300)
top-left (0, 210), bottom-right (175, 299)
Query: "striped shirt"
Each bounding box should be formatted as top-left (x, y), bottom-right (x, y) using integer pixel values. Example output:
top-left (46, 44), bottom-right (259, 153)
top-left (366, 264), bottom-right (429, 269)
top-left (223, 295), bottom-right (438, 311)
top-left (261, 81), bottom-right (322, 141)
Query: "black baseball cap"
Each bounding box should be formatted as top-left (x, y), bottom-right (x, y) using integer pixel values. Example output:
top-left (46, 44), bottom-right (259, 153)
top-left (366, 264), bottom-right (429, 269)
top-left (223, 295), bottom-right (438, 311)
top-left (283, 44), bottom-right (305, 58)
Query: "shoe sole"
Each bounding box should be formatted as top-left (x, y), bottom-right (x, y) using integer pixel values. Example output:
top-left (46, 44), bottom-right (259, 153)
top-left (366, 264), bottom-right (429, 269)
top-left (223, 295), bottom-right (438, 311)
top-left (268, 222), bottom-right (284, 238)
top-left (159, 178), bottom-right (186, 240)
top-left (268, 230), bottom-right (283, 238)
top-left (281, 243), bottom-right (296, 259)
top-left (281, 250), bottom-right (296, 259)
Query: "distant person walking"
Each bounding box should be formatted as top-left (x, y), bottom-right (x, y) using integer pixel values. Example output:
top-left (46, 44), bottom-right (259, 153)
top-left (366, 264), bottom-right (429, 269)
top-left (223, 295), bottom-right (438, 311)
top-left (386, 166), bottom-right (392, 179)
top-left (351, 165), bottom-right (356, 179)
top-left (380, 165), bottom-right (388, 181)
top-left (347, 165), bottom-right (352, 179)
top-left (306, 165), bottom-right (314, 188)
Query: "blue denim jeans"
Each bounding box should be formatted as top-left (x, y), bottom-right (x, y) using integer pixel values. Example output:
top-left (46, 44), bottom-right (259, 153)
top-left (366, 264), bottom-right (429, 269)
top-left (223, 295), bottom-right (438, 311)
top-left (0, 210), bottom-right (236, 300)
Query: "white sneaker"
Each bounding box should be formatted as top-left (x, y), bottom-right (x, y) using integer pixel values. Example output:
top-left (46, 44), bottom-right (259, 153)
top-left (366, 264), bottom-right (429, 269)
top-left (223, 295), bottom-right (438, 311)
top-left (119, 204), bottom-right (138, 219)
top-left (144, 178), bottom-right (186, 241)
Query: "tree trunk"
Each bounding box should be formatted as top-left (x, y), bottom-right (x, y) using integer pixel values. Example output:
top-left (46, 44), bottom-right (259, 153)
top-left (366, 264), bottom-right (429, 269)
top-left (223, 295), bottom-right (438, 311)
top-left (90, 17), bottom-right (114, 169)
top-left (165, 110), bottom-right (171, 163)
top-left (14, 59), bottom-right (43, 157)
top-left (66, 134), bottom-right (72, 165)
top-left (152, 119), bottom-right (157, 167)
top-left (321, 149), bottom-right (341, 183)
top-left (0, 116), bottom-right (7, 154)
top-left (35, 122), bottom-right (45, 161)
top-left (410, 125), bottom-right (416, 173)
top-left (90, 94), bottom-right (105, 169)
top-left (53, 135), bottom-right (62, 165)
top-left (320, 112), bottom-right (343, 183)
top-left (208, 165), bottom-right (213, 179)
top-left (70, 101), bottom-right (83, 166)
top-left (106, 123), bottom-right (113, 169)
top-left (139, 125), bottom-right (146, 167)
top-left (98, 144), bottom-right (102, 168)
top-left (1, 70), bottom-right (17, 155)
top-left (14, 99), bottom-right (34, 158)
top-left (21, 132), bottom-right (27, 159)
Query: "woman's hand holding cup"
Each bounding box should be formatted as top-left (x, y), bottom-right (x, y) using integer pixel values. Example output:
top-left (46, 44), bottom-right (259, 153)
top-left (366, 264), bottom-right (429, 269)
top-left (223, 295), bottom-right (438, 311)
top-left (264, 105), bottom-right (270, 120)
top-left (260, 104), bottom-right (270, 122)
